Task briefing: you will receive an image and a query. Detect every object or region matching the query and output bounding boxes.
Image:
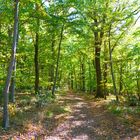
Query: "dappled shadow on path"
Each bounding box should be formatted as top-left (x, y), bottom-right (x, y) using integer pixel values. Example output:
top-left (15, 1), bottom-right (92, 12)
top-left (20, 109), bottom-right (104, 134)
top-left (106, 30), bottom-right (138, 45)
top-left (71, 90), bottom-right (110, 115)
top-left (1, 93), bottom-right (140, 139)
top-left (45, 94), bottom-right (140, 140)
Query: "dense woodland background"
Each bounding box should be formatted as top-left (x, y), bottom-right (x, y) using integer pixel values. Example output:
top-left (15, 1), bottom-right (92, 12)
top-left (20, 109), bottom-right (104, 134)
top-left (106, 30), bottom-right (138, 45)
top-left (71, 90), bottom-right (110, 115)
top-left (0, 0), bottom-right (140, 133)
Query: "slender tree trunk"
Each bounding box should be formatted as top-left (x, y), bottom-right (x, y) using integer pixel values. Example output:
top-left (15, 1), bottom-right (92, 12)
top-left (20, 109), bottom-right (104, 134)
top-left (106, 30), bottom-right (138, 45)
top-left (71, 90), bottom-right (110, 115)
top-left (58, 70), bottom-right (62, 87)
top-left (119, 61), bottom-right (123, 94)
top-left (103, 40), bottom-right (108, 99)
top-left (88, 60), bottom-right (91, 93)
top-left (68, 73), bottom-right (71, 90)
top-left (73, 66), bottom-right (77, 90)
top-left (3, 0), bottom-right (19, 129)
top-left (34, 31), bottom-right (39, 94)
top-left (70, 68), bottom-right (74, 90)
top-left (79, 57), bottom-right (82, 90)
top-left (10, 60), bottom-right (16, 103)
top-left (49, 35), bottom-right (55, 87)
top-left (34, 10), bottom-right (39, 94)
top-left (108, 26), bottom-right (119, 102)
top-left (137, 77), bottom-right (140, 100)
top-left (81, 56), bottom-right (85, 92)
top-left (52, 25), bottom-right (64, 96)
top-left (71, 74), bottom-right (74, 90)
top-left (10, 30), bottom-right (18, 103)
top-left (136, 59), bottom-right (140, 100)
top-left (8, 26), bottom-right (14, 103)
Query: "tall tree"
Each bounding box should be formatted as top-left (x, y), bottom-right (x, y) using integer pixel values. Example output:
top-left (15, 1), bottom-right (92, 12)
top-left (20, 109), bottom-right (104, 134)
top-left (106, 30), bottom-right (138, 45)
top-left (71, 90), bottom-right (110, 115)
top-left (52, 24), bottom-right (64, 96)
top-left (108, 25), bottom-right (119, 102)
top-left (3, 0), bottom-right (19, 129)
top-left (34, 4), bottom-right (40, 94)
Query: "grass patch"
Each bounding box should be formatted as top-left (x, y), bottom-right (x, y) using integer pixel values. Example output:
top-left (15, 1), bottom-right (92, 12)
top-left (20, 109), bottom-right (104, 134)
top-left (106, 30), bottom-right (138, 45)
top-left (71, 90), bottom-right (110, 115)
top-left (107, 99), bottom-right (140, 116)
top-left (47, 104), bottom-right (71, 115)
top-left (75, 92), bottom-right (95, 100)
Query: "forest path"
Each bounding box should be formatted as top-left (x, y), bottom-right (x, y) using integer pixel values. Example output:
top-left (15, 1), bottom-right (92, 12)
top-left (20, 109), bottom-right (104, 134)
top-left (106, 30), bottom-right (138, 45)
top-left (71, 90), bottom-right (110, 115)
top-left (1, 92), bottom-right (140, 140)
top-left (44, 92), bottom-right (140, 140)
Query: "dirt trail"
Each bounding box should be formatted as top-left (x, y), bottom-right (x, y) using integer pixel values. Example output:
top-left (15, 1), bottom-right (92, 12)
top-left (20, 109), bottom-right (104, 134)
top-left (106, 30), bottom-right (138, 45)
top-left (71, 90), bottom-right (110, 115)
top-left (44, 93), bottom-right (140, 140)
top-left (1, 93), bottom-right (140, 140)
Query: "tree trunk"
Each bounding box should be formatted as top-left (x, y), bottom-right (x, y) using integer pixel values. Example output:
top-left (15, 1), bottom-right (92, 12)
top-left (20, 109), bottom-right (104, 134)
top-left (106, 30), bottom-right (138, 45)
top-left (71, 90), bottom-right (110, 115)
top-left (93, 15), bottom-right (105, 98)
top-left (49, 35), bottom-right (55, 85)
top-left (81, 56), bottom-right (85, 92)
top-left (8, 25), bottom-right (15, 103)
top-left (136, 59), bottom-right (140, 100)
top-left (3, 0), bottom-right (19, 129)
top-left (95, 46), bottom-right (103, 97)
top-left (108, 26), bottom-right (119, 102)
top-left (79, 57), bottom-right (82, 90)
top-left (94, 31), bottom-right (104, 98)
top-left (10, 30), bottom-right (19, 103)
top-left (34, 9), bottom-right (39, 94)
top-left (88, 60), bottom-right (92, 93)
top-left (119, 61), bottom-right (123, 94)
top-left (52, 25), bottom-right (64, 96)
top-left (10, 60), bottom-right (16, 103)
top-left (137, 77), bottom-right (140, 100)
top-left (73, 66), bottom-right (77, 90)
top-left (70, 69), bottom-right (74, 90)
top-left (34, 31), bottom-right (39, 94)
top-left (103, 40), bottom-right (108, 99)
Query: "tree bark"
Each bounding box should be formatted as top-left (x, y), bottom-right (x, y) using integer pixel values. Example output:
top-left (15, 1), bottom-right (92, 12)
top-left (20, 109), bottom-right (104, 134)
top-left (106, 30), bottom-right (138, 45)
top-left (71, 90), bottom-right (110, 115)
top-left (103, 40), bottom-right (108, 99)
top-left (70, 68), bottom-right (74, 90)
top-left (137, 77), bottom-right (140, 100)
top-left (3, 0), bottom-right (19, 129)
top-left (81, 56), bottom-right (85, 92)
top-left (8, 25), bottom-right (15, 103)
top-left (94, 31), bottom-right (104, 98)
top-left (34, 32), bottom-right (39, 94)
top-left (34, 6), bottom-right (40, 94)
top-left (88, 60), bottom-right (92, 93)
top-left (49, 35), bottom-right (55, 84)
top-left (10, 30), bottom-right (19, 103)
top-left (10, 60), bottom-right (16, 103)
top-left (73, 66), bottom-right (77, 90)
top-left (119, 60), bottom-right (123, 94)
top-left (93, 13), bottom-right (105, 98)
top-left (52, 25), bottom-right (64, 96)
top-left (108, 25), bottom-right (119, 102)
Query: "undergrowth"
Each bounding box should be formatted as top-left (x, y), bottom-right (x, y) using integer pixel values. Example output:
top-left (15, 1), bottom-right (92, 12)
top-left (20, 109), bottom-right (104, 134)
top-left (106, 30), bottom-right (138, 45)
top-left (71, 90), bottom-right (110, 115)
top-left (107, 99), bottom-right (140, 116)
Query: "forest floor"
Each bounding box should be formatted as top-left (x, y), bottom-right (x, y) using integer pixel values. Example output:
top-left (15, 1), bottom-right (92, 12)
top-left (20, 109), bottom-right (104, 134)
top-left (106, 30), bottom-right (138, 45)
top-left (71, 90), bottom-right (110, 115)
top-left (0, 91), bottom-right (140, 140)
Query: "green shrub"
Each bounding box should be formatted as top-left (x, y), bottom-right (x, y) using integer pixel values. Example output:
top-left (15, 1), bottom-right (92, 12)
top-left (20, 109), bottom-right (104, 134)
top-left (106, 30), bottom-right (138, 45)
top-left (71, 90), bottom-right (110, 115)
top-left (108, 105), bottom-right (122, 115)
top-left (35, 92), bottom-right (54, 108)
top-left (126, 95), bottom-right (140, 106)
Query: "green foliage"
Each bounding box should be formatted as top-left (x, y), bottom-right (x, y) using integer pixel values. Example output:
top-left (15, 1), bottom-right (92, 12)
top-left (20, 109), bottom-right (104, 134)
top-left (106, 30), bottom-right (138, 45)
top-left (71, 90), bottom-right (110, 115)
top-left (107, 98), bottom-right (140, 116)
top-left (107, 100), bottom-right (122, 115)
top-left (109, 106), bottom-right (123, 115)
top-left (35, 92), bottom-right (54, 108)
top-left (126, 95), bottom-right (140, 106)
top-left (46, 111), bottom-right (54, 118)
top-left (19, 95), bottom-right (32, 107)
